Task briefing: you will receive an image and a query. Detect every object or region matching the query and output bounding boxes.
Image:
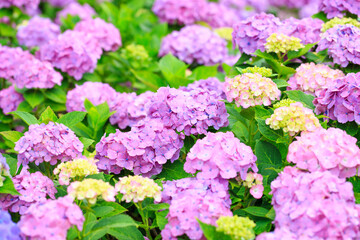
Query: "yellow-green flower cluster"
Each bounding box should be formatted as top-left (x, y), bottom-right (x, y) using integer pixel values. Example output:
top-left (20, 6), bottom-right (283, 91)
top-left (265, 102), bottom-right (321, 136)
top-left (240, 66), bottom-right (273, 78)
top-left (54, 158), bottom-right (99, 185)
top-left (216, 215), bottom-right (256, 240)
top-left (321, 17), bottom-right (360, 32)
top-left (67, 179), bottom-right (116, 204)
top-left (273, 99), bottom-right (297, 109)
top-left (115, 175), bottom-right (162, 203)
top-left (120, 44), bottom-right (151, 69)
top-left (265, 33), bottom-right (304, 54)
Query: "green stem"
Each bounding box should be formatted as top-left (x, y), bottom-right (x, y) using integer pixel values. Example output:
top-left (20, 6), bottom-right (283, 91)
top-left (247, 119), bottom-right (255, 148)
top-left (135, 202), bottom-right (153, 240)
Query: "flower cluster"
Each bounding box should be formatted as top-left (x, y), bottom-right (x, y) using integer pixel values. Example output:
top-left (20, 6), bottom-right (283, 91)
top-left (0, 154), bottom-right (10, 187)
top-left (273, 99), bottom-right (296, 109)
top-left (17, 16), bottom-right (60, 48)
top-left (240, 66), bottom-right (273, 77)
top-left (198, 2), bottom-right (239, 28)
top-left (288, 127), bottom-right (360, 178)
top-left (66, 82), bottom-right (119, 112)
top-left (232, 13), bottom-right (282, 55)
top-left (0, 85), bottom-right (24, 115)
top-left (45, 0), bottom-right (75, 7)
top-left (239, 172), bottom-right (264, 199)
top-left (115, 175), bottom-right (162, 203)
top-left (321, 17), bottom-right (360, 32)
top-left (314, 73), bottom-right (360, 124)
top-left (317, 24), bottom-right (360, 67)
top-left (0, 210), bottom-right (21, 240)
top-left (185, 132), bottom-right (258, 180)
top-left (257, 228), bottom-right (298, 240)
top-left (159, 25), bottom-right (228, 66)
top-left (55, 2), bottom-right (95, 24)
top-left (0, 0), bottom-right (40, 13)
top-left (265, 33), bottom-right (304, 54)
top-left (287, 63), bottom-right (345, 96)
top-left (265, 102), bottom-right (321, 136)
top-left (147, 87), bottom-right (229, 135)
top-left (319, 0), bottom-right (360, 18)
top-left (224, 73), bottom-right (281, 108)
top-left (269, 167), bottom-right (360, 239)
top-left (216, 215), bottom-right (256, 240)
top-left (74, 18), bottom-right (122, 52)
top-left (180, 77), bottom-right (225, 99)
top-left (54, 158), bottom-right (99, 185)
top-left (120, 44), bottom-right (151, 69)
top-left (268, 0), bottom-right (311, 8)
top-left (18, 196), bottom-right (84, 240)
top-left (96, 118), bottom-right (184, 176)
top-left (68, 178), bottom-right (116, 204)
top-left (0, 171), bottom-right (56, 214)
top-left (15, 122), bottom-right (84, 166)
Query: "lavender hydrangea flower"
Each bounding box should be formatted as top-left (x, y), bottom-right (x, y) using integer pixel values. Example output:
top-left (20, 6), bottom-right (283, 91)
top-left (147, 87), bottom-right (229, 135)
top-left (109, 92), bottom-right (137, 129)
top-left (185, 132), bottom-right (258, 180)
top-left (0, 46), bottom-right (31, 81)
top-left (0, 0), bottom-right (40, 13)
top-left (319, 0), bottom-right (360, 18)
top-left (0, 86), bottom-right (24, 114)
top-left (66, 82), bottom-right (119, 112)
top-left (180, 77), bottom-right (225, 100)
top-left (95, 118), bottom-right (184, 177)
top-left (317, 24), bottom-right (360, 67)
top-left (159, 25), bottom-right (228, 66)
top-left (17, 16), bottom-right (60, 48)
top-left (268, 0), bottom-right (311, 8)
top-left (15, 122), bottom-right (84, 166)
top-left (0, 170), bottom-right (57, 215)
top-left (44, 0), bottom-right (75, 7)
top-left (314, 73), bottom-right (360, 124)
top-left (199, 2), bottom-right (240, 28)
top-left (37, 30), bottom-right (102, 80)
top-left (0, 210), bottom-right (21, 240)
top-left (232, 13), bottom-right (282, 55)
top-left (74, 18), bottom-right (122, 52)
top-left (55, 3), bottom-right (95, 24)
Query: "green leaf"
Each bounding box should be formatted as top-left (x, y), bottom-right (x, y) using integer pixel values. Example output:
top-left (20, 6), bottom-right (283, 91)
top-left (285, 90), bottom-right (315, 109)
top-left (287, 43), bottom-right (317, 61)
top-left (92, 214), bottom-right (137, 230)
top-left (265, 59), bottom-right (296, 76)
top-left (158, 54), bottom-right (190, 88)
top-left (70, 122), bottom-right (92, 138)
top-left (83, 229), bottom-right (107, 240)
top-left (86, 173), bottom-right (106, 181)
top-left (0, 131), bottom-right (23, 143)
top-left (42, 87), bottom-right (67, 103)
top-left (57, 111), bottom-right (86, 127)
top-left (16, 101), bottom-right (33, 112)
top-left (0, 176), bottom-right (20, 195)
top-left (254, 50), bottom-right (278, 61)
top-left (312, 11), bottom-right (328, 22)
top-left (272, 79), bottom-right (289, 88)
top-left (82, 212), bottom-right (98, 235)
top-left (107, 227), bottom-right (144, 240)
top-left (23, 90), bottom-right (45, 108)
top-left (10, 111), bottom-right (39, 125)
top-left (0, 23), bottom-right (16, 37)
top-left (256, 118), bottom-right (283, 142)
top-left (265, 207), bottom-right (275, 220)
top-left (2, 154), bottom-right (17, 176)
top-left (234, 54), bottom-right (251, 67)
top-left (144, 203), bottom-right (169, 211)
top-left (155, 209), bottom-right (169, 230)
top-left (93, 206), bottom-right (115, 218)
top-left (79, 137), bottom-right (94, 150)
top-left (242, 206), bottom-right (270, 218)
top-left (198, 220), bottom-right (232, 240)
top-left (189, 65), bottom-right (218, 80)
top-left (255, 141), bottom-right (282, 183)
top-left (254, 219), bottom-right (273, 235)
top-left (39, 107), bottom-right (58, 124)
top-left (156, 160), bottom-right (193, 181)
top-left (131, 70), bottom-right (166, 91)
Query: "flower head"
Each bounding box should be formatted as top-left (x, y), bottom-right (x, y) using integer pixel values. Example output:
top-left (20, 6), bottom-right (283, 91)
top-left (265, 33), bottom-right (304, 54)
top-left (120, 44), bottom-right (151, 69)
top-left (319, 0), bottom-right (360, 18)
top-left (199, 2), bottom-right (240, 28)
top-left (55, 2), bottom-right (95, 24)
top-left (0, 0), bottom-right (40, 14)
top-left (0, 85), bottom-right (24, 114)
top-left (322, 17), bottom-right (360, 32)
top-left (216, 215), bottom-right (256, 240)
top-left (180, 77), bottom-right (225, 99)
top-left (240, 66), bottom-right (273, 77)
top-left (0, 210), bottom-right (21, 240)
top-left (238, 172), bottom-right (264, 199)
top-left (273, 99), bottom-right (297, 109)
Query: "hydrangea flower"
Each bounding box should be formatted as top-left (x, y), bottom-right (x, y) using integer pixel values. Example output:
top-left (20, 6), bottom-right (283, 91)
top-left (37, 30), bottom-right (102, 80)
top-left (0, 210), bottom-right (21, 240)
top-left (287, 63), bottom-right (345, 96)
top-left (232, 13), bottom-right (282, 55)
top-left (159, 25), bottom-right (228, 66)
top-left (17, 16), bottom-right (60, 48)
top-left (317, 24), bottom-right (360, 67)
top-left (0, 170), bottom-right (56, 214)
top-left (224, 73), bottom-right (281, 108)
top-left (240, 66), bottom-right (273, 77)
top-left (115, 175), bottom-right (162, 203)
top-left (74, 18), bottom-right (121, 52)
top-left (54, 158), bottom-right (99, 185)
top-left (15, 122), bottom-right (84, 166)
top-left (266, 102), bottom-right (321, 136)
top-left (96, 118), bottom-right (184, 176)
top-left (314, 73), bottom-right (360, 124)
top-left (18, 196), bottom-right (84, 240)
top-left (216, 216), bottom-right (256, 240)
top-left (321, 17), bottom-right (360, 32)
top-left (238, 172), bottom-right (264, 199)
top-left (120, 44), bottom-right (151, 69)
top-left (0, 0), bottom-right (40, 13)
top-left (270, 167), bottom-right (360, 239)
top-left (265, 33), bottom-right (304, 54)
top-left (44, 0), bottom-right (75, 7)
top-left (68, 178), bottom-right (116, 204)
top-left (256, 228), bottom-right (298, 240)
top-left (273, 98), bottom-right (296, 109)
top-left (0, 154), bottom-right (10, 187)
top-left (268, 0), bottom-right (311, 8)
top-left (66, 82), bottom-right (119, 112)
top-left (185, 132), bottom-right (258, 180)
top-left (0, 85), bottom-right (24, 115)
top-left (319, 0), bottom-right (360, 18)
top-left (180, 77), bottom-right (225, 100)
top-left (55, 3), bottom-right (95, 24)
top-left (152, 0), bottom-right (207, 25)
top-left (147, 87), bottom-right (229, 135)
top-left (199, 2), bottom-right (240, 28)
top-left (0, 46), bottom-right (31, 81)
top-left (287, 128), bottom-right (360, 178)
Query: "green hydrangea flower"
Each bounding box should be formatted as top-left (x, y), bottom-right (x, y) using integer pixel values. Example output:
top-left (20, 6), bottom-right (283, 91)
top-left (241, 66), bottom-right (273, 77)
top-left (273, 99), bottom-right (297, 109)
top-left (265, 33), bottom-right (304, 54)
top-left (120, 44), bottom-right (151, 69)
top-left (216, 215), bottom-right (256, 240)
top-left (322, 17), bottom-right (360, 32)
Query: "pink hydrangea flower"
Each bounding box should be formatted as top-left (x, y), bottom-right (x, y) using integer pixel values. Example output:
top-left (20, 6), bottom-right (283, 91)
top-left (319, 0), bottom-right (360, 18)
top-left (55, 2), bottom-right (95, 24)
top-left (0, 170), bottom-right (56, 215)
top-left (180, 77), bottom-right (225, 100)
top-left (257, 228), bottom-right (299, 240)
top-left (18, 196), bottom-right (84, 240)
top-left (44, 0), bottom-right (75, 7)
top-left (15, 122), bottom-right (84, 166)
top-left (0, 0), bottom-right (40, 13)
top-left (185, 132), bottom-right (258, 180)
top-left (199, 2), bottom-right (240, 28)
top-left (268, 0), bottom-right (311, 8)
top-left (0, 86), bottom-right (24, 114)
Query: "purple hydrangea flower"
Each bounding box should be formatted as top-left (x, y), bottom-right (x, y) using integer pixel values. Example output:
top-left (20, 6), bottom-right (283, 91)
top-left (0, 46), bottom-right (31, 81)
top-left (55, 2), bottom-right (95, 24)
top-left (185, 132), bottom-right (258, 180)
top-left (199, 2), bottom-right (240, 28)
top-left (0, 0), bottom-right (40, 13)
top-left (232, 13), bottom-right (282, 55)
top-left (14, 122), bottom-right (84, 166)
top-left (319, 0), bottom-right (360, 18)
top-left (180, 77), bottom-right (226, 100)
top-left (257, 228), bottom-right (299, 240)
top-left (44, 0), bottom-right (75, 7)
top-left (0, 86), bottom-right (24, 114)
top-left (95, 118), bottom-right (184, 177)
top-left (109, 92), bottom-right (137, 129)
top-left (18, 196), bottom-right (84, 239)
top-left (268, 0), bottom-right (311, 8)
top-left (0, 170), bottom-right (57, 215)
top-left (314, 73), bottom-right (360, 124)
top-left (66, 82), bottom-right (119, 112)
top-left (317, 24), bottom-right (360, 67)
top-left (37, 30), bottom-right (102, 80)
top-left (147, 87), bottom-right (229, 135)
top-left (17, 16), bottom-right (60, 48)
top-left (0, 210), bottom-right (21, 240)
top-left (159, 25), bottom-right (228, 66)
top-left (74, 18), bottom-right (122, 52)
